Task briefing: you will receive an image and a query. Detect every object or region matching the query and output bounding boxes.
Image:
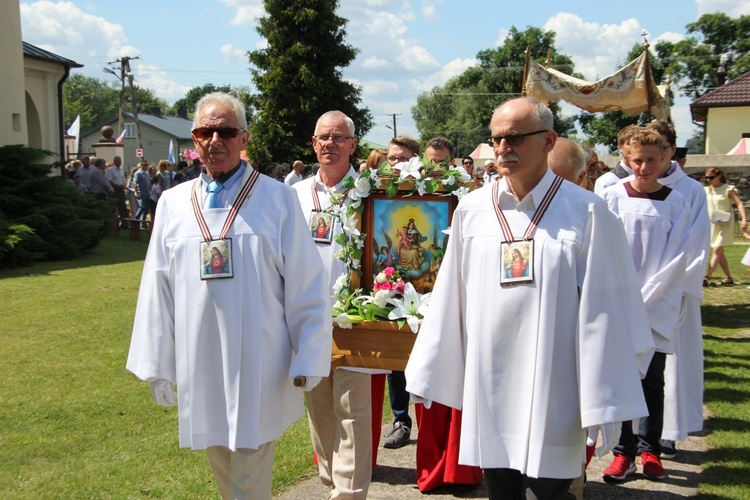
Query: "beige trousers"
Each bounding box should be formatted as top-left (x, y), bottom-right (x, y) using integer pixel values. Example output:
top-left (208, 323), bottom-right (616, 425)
top-left (206, 441), bottom-right (275, 500)
top-left (305, 369), bottom-right (372, 499)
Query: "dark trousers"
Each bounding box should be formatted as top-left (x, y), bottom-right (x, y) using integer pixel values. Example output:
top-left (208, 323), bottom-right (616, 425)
top-left (614, 351), bottom-right (667, 457)
top-left (112, 188), bottom-right (128, 221)
top-left (484, 468), bottom-right (574, 500)
top-left (135, 192), bottom-right (149, 221)
top-left (387, 371), bottom-right (412, 428)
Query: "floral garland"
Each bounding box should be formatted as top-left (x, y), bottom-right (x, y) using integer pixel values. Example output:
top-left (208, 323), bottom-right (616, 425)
top-left (330, 153), bottom-right (472, 333)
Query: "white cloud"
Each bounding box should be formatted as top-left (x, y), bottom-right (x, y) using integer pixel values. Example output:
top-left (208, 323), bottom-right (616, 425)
top-left (653, 31), bottom-right (684, 45)
top-left (409, 57), bottom-right (477, 92)
top-left (495, 28), bottom-right (510, 47)
top-left (20, 1), bottom-right (140, 62)
top-left (217, 0), bottom-right (264, 26)
top-left (545, 13), bottom-right (643, 80)
top-left (221, 43), bottom-right (245, 62)
top-left (422, 0), bottom-right (443, 21)
top-left (362, 57), bottom-right (390, 69)
top-left (132, 62), bottom-right (191, 103)
top-left (696, 0), bottom-right (750, 16)
top-left (396, 43), bottom-right (441, 72)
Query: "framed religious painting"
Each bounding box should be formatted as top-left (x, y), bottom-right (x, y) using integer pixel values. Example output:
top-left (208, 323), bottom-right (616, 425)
top-left (309, 210), bottom-right (335, 244)
top-left (360, 191), bottom-right (457, 293)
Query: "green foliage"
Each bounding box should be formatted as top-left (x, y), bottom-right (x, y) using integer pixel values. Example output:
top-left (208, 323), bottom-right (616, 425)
top-left (247, 0), bottom-right (373, 164)
top-left (411, 26), bottom-right (577, 157)
top-left (0, 145), bottom-right (111, 268)
top-left (63, 74), bottom-right (167, 132)
top-left (168, 83), bottom-right (232, 117)
top-left (656, 13), bottom-right (750, 99)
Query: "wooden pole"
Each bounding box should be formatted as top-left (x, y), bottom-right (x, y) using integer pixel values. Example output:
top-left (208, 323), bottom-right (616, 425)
top-left (521, 44), bottom-right (531, 96)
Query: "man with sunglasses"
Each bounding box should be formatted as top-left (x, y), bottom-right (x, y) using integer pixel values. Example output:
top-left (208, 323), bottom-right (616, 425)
top-left (127, 92), bottom-right (332, 499)
top-left (406, 97), bottom-right (652, 500)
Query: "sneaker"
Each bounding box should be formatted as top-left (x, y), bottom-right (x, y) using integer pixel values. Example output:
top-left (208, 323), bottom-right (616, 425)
top-left (640, 451), bottom-right (666, 480)
top-left (660, 439), bottom-right (677, 460)
top-left (383, 422), bottom-right (411, 449)
top-left (602, 454), bottom-right (636, 483)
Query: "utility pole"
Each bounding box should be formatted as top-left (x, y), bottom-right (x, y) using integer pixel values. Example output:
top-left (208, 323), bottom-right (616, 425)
top-left (122, 56), bottom-right (144, 151)
top-left (388, 113), bottom-right (400, 138)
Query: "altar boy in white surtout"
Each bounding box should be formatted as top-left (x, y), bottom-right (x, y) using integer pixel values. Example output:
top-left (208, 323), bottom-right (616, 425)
top-left (127, 92), bottom-right (333, 499)
top-left (405, 97), bottom-right (654, 500)
top-left (601, 128), bottom-right (691, 482)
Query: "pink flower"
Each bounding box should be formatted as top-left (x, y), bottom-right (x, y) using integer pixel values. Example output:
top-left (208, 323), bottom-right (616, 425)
top-left (384, 267), bottom-right (395, 278)
top-left (393, 279), bottom-right (406, 295)
top-left (374, 281), bottom-right (392, 292)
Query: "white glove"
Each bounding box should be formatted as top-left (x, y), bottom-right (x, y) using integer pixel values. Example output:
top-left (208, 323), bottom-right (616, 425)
top-left (410, 394), bottom-right (432, 409)
top-left (587, 422), bottom-right (621, 458)
top-left (150, 379), bottom-right (177, 407)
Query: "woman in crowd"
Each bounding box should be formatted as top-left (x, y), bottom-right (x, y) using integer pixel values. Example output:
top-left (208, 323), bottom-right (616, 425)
top-left (704, 167), bottom-right (747, 286)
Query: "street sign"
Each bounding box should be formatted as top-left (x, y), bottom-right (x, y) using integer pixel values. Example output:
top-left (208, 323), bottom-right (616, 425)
top-left (136, 148), bottom-right (143, 157)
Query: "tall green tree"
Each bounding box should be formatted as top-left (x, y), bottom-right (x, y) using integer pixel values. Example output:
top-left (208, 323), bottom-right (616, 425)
top-left (168, 84), bottom-right (231, 117)
top-left (411, 26), bottom-right (577, 158)
top-left (247, 0), bottom-right (373, 164)
top-left (577, 42), bottom-right (669, 153)
top-left (63, 74), bottom-right (166, 133)
top-left (655, 13), bottom-right (750, 99)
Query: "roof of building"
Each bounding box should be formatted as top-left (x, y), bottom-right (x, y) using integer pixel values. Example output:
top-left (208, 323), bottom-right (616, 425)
top-left (82, 111), bottom-right (193, 141)
top-left (22, 41), bottom-right (83, 69)
top-left (691, 70), bottom-right (750, 122)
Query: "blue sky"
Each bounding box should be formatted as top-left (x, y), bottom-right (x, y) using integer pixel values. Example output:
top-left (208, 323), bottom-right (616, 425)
top-left (19, 0), bottom-right (750, 151)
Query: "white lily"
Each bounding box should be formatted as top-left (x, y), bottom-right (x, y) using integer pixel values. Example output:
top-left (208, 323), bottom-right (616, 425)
top-left (355, 289), bottom-right (395, 308)
top-left (450, 165), bottom-right (472, 181)
top-left (398, 156), bottom-right (423, 181)
top-left (387, 282), bottom-right (431, 333)
top-left (454, 186), bottom-right (470, 199)
top-left (333, 314), bottom-right (354, 329)
top-left (415, 179), bottom-right (427, 196)
top-left (341, 214), bottom-right (360, 237)
top-left (441, 176), bottom-right (456, 187)
top-left (332, 273), bottom-right (347, 294)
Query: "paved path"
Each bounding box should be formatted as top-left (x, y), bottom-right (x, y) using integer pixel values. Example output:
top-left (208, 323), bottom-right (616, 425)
top-left (276, 407), bottom-right (708, 499)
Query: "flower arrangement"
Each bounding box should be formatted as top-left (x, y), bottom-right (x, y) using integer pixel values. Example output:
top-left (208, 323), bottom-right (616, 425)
top-left (328, 153), bottom-right (473, 333)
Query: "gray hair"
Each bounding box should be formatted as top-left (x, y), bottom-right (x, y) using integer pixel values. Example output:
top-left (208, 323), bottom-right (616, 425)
top-left (315, 111), bottom-right (355, 136)
top-left (495, 96), bottom-right (554, 131)
top-left (192, 92), bottom-right (247, 131)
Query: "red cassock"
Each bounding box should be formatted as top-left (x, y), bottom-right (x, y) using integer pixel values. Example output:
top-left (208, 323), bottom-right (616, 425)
top-left (415, 402), bottom-right (482, 491)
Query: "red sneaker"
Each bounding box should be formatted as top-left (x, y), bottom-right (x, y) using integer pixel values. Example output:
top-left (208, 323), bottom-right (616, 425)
top-left (602, 454), bottom-right (636, 483)
top-left (640, 451), bottom-right (666, 480)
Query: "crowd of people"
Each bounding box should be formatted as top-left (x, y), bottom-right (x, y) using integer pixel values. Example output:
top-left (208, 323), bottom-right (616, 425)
top-left (121, 90), bottom-right (743, 500)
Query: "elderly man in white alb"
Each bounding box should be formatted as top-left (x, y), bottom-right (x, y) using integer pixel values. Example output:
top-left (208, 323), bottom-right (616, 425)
top-left (405, 97), bottom-right (654, 500)
top-left (126, 92), bottom-right (332, 500)
top-left (293, 110), bottom-right (390, 499)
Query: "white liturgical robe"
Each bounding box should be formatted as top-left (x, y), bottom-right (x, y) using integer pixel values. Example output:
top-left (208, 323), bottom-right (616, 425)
top-left (659, 164), bottom-right (710, 439)
top-left (603, 178), bottom-right (691, 353)
top-left (405, 169), bottom-right (652, 479)
top-left (127, 163), bottom-right (332, 451)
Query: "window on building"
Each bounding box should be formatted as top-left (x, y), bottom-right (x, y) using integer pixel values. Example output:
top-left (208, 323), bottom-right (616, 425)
top-left (124, 123), bottom-right (136, 138)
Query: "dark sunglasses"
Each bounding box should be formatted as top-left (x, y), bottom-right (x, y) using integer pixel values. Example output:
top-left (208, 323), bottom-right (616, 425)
top-left (192, 127), bottom-right (241, 140)
top-left (463, 161), bottom-right (474, 165)
top-left (488, 129), bottom-right (547, 147)
top-left (705, 175), bottom-right (718, 180)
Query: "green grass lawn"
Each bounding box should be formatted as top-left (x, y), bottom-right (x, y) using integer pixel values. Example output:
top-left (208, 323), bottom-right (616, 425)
top-left (3, 234), bottom-right (750, 498)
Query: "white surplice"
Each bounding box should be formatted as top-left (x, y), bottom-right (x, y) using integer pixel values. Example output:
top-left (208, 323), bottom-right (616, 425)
top-left (603, 179), bottom-right (691, 353)
top-left (127, 163), bottom-right (333, 451)
top-left (659, 163), bottom-right (710, 440)
top-left (405, 169), bottom-right (652, 479)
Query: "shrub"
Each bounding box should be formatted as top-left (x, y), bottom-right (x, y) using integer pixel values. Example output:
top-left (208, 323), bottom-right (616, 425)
top-left (0, 145), bottom-right (111, 267)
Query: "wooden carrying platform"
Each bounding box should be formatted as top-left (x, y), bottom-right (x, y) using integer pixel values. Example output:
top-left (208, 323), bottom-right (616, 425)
top-left (331, 321), bottom-right (417, 371)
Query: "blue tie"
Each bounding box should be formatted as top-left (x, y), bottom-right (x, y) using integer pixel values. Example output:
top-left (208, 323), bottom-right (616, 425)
top-left (206, 180), bottom-right (224, 209)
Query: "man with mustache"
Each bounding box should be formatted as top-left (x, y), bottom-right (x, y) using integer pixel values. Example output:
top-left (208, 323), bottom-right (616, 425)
top-left (406, 97), bottom-right (653, 499)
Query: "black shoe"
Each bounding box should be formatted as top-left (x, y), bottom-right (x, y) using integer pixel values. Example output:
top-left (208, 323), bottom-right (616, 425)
top-left (660, 439), bottom-right (677, 460)
top-left (383, 422), bottom-right (411, 449)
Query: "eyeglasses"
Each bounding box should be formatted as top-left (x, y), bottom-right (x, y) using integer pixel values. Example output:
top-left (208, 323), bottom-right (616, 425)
top-left (488, 129), bottom-right (548, 147)
top-left (387, 156), bottom-right (412, 164)
top-left (705, 175), bottom-right (718, 180)
top-left (192, 127), bottom-right (242, 140)
top-left (463, 161), bottom-right (474, 165)
top-left (314, 135), bottom-right (354, 144)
